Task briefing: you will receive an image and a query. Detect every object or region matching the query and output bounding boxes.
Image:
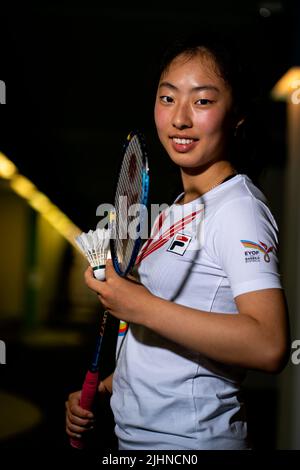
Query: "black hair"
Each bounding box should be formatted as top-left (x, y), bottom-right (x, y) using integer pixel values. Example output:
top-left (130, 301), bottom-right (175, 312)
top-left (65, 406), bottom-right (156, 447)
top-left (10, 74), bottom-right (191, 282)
top-left (155, 33), bottom-right (266, 184)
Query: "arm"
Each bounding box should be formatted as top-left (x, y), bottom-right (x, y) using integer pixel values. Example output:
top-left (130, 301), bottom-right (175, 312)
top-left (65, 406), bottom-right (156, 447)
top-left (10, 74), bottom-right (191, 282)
top-left (86, 263), bottom-right (290, 373)
top-left (98, 371), bottom-right (113, 395)
top-left (143, 287), bottom-right (290, 373)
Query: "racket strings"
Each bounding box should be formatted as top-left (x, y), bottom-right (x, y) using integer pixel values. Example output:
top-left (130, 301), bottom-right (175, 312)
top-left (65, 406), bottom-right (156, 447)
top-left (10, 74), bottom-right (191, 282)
top-left (114, 135), bottom-right (146, 272)
top-left (115, 142), bottom-right (141, 237)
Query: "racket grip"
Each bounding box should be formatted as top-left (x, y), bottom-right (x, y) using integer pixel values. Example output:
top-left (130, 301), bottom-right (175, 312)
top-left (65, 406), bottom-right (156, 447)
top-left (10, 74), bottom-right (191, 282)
top-left (70, 370), bottom-right (99, 449)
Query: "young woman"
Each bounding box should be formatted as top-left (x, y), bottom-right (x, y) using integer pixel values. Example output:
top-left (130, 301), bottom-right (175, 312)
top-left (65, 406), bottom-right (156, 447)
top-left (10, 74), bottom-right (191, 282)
top-left (66, 36), bottom-right (290, 450)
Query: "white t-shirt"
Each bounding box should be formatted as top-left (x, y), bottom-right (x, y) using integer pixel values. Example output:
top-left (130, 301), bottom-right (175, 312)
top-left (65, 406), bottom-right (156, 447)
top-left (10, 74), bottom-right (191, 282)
top-left (111, 175), bottom-right (282, 450)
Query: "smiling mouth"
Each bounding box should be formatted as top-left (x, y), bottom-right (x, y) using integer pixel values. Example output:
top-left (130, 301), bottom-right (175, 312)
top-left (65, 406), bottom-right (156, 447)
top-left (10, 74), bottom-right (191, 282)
top-left (172, 137), bottom-right (194, 145)
top-left (171, 137), bottom-right (198, 144)
top-left (170, 137), bottom-right (199, 145)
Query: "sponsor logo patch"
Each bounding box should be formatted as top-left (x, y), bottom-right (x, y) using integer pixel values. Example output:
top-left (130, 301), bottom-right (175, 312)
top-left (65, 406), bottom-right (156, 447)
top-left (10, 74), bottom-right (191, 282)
top-left (241, 240), bottom-right (275, 263)
top-left (167, 233), bottom-right (192, 256)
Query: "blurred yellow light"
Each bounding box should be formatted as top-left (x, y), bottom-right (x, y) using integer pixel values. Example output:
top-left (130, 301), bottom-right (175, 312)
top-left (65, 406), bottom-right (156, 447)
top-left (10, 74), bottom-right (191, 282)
top-left (271, 67), bottom-right (300, 102)
top-left (0, 151), bottom-right (81, 247)
top-left (0, 153), bottom-right (18, 179)
top-left (10, 175), bottom-right (36, 199)
top-left (29, 193), bottom-right (52, 214)
top-left (42, 208), bottom-right (81, 247)
top-left (43, 209), bottom-right (66, 226)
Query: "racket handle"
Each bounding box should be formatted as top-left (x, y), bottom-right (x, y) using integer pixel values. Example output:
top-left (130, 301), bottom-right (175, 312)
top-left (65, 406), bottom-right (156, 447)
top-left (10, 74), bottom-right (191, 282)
top-left (70, 370), bottom-right (99, 449)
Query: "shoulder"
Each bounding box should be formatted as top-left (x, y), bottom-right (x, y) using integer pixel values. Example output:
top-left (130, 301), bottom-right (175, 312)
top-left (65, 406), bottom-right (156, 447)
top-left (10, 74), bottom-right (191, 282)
top-left (210, 175), bottom-right (277, 228)
top-left (205, 177), bottom-right (282, 295)
top-left (213, 174), bottom-right (267, 206)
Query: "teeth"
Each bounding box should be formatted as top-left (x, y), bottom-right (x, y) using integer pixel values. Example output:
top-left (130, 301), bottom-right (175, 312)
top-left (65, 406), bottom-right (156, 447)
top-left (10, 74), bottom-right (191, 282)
top-left (173, 138), bottom-right (193, 144)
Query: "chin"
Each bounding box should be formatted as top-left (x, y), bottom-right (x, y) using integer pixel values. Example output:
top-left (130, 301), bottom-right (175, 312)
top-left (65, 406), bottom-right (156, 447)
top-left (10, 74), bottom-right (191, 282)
top-left (172, 155), bottom-right (210, 169)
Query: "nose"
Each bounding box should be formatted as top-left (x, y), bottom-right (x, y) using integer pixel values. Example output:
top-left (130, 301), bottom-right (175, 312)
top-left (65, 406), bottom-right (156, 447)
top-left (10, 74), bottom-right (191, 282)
top-left (172, 102), bottom-right (193, 130)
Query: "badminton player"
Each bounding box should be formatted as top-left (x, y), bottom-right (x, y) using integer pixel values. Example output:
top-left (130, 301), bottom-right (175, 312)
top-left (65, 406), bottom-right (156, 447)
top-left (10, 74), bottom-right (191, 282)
top-left (66, 34), bottom-right (290, 450)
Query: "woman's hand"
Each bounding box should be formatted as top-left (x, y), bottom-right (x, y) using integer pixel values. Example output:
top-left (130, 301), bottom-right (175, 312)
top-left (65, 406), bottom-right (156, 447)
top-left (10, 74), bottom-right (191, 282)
top-left (65, 390), bottom-right (94, 440)
top-left (84, 260), bottom-right (154, 325)
top-left (65, 374), bottom-right (113, 440)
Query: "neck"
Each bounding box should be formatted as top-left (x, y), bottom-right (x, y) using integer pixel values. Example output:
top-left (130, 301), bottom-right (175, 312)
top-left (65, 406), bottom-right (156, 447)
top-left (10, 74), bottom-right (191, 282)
top-left (179, 160), bottom-right (236, 204)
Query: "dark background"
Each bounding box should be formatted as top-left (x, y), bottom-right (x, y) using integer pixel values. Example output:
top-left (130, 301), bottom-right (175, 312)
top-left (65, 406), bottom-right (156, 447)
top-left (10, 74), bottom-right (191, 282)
top-left (0, 0), bottom-right (298, 461)
top-left (0, 1), bottom-right (297, 230)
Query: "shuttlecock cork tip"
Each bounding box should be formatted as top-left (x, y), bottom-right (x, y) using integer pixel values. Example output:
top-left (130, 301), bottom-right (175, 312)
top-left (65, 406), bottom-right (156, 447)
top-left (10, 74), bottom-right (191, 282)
top-left (93, 266), bottom-right (106, 281)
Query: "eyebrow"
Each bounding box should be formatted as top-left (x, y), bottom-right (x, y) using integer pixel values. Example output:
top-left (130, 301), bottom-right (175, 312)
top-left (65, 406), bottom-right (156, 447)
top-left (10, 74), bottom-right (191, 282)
top-left (158, 81), bottom-right (220, 93)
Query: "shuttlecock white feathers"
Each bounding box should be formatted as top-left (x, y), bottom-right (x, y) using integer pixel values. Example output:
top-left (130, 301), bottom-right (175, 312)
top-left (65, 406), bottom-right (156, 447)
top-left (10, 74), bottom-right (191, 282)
top-left (75, 228), bottom-right (111, 281)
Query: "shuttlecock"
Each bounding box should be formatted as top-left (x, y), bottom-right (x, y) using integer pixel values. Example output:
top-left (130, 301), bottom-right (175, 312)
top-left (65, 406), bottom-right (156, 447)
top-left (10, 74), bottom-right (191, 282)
top-left (75, 228), bottom-right (111, 281)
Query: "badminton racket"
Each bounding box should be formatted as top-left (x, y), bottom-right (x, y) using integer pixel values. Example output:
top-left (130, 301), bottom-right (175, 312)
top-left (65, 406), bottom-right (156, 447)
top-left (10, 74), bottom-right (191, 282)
top-left (70, 130), bottom-right (149, 449)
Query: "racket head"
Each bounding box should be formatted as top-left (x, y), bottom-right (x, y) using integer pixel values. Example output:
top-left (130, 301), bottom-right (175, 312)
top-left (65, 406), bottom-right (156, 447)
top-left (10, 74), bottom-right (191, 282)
top-left (110, 130), bottom-right (149, 277)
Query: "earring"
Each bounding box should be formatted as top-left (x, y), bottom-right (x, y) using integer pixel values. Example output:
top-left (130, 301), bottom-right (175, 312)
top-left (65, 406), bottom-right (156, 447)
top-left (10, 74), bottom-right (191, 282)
top-left (234, 118), bottom-right (245, 137)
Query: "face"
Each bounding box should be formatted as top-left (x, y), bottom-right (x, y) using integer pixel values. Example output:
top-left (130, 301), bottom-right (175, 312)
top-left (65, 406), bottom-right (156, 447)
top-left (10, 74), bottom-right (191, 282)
top-left (154, 52), bottom-right (234, 170)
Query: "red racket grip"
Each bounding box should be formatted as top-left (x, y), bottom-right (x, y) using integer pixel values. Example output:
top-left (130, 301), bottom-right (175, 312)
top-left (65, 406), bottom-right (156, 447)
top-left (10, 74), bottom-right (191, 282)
top-left (70, 370), bottom-right (99, 449)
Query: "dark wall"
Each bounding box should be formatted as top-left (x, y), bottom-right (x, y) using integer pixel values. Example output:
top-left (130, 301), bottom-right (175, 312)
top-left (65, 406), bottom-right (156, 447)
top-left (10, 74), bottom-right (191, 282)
top-left (0, 2), bottom-right (294, 230)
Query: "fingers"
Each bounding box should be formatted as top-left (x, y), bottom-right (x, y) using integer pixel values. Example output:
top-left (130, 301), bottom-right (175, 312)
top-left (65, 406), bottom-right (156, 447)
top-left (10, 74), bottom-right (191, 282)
top-left (66, 414), bottom-right (94, 438)
top-left (65, 391), bottom-right (95, 439)
top-left (84, 262), bottom-right (122, 313)
top-left (84, 262), bottom-right (118, 300)
top-left (84, 266), bottom-right (105, 294)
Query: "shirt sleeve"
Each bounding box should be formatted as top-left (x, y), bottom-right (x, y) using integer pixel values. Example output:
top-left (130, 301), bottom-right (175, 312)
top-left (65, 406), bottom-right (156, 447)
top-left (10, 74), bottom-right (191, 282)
top-left (212, 196), bottom-right (282, 298)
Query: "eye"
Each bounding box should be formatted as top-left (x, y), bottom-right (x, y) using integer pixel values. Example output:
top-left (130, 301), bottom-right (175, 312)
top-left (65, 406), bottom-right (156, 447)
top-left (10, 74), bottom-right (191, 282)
top-left (196, 98), bottom-right (214, 105)
top-left (160, 95), bottom-right (174, 104)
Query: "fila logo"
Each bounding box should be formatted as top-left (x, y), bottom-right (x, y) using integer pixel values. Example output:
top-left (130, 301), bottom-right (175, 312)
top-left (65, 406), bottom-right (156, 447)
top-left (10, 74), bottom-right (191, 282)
top-left (167, 233), bottom-right (192, 256)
